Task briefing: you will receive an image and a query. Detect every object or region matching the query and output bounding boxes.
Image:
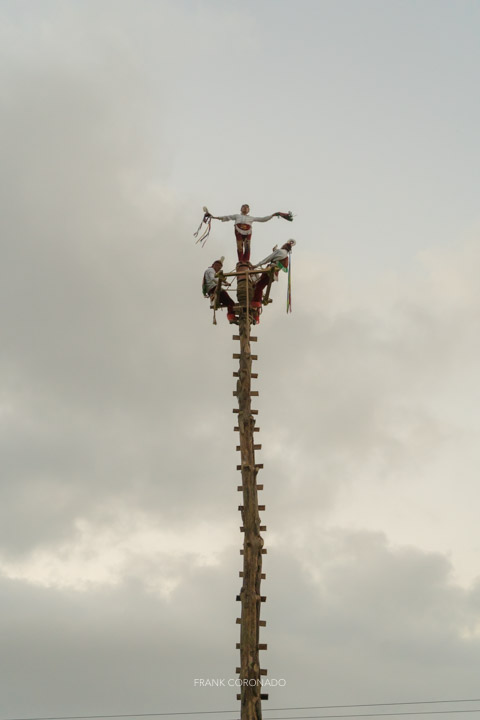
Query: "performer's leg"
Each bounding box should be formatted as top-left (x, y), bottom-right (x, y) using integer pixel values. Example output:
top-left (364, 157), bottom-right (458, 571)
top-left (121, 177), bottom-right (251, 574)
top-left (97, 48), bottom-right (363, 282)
top-left (219, 290), bottom-right (235, 312)
top-left (253, 273), bottom-right (270, 305)
top-left (236, 238), bottom-right (243, 261)
top-left (243, 239), bottom-right (251, 262)
top-left (235, 229), bottom-right (244, 261)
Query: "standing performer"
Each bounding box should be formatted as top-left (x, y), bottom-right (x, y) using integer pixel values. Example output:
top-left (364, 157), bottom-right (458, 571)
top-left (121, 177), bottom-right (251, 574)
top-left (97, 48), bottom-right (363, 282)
top-left (202, 257), bottom-right (236, 324)
top-left (209, 204), bottom-right (293, 262)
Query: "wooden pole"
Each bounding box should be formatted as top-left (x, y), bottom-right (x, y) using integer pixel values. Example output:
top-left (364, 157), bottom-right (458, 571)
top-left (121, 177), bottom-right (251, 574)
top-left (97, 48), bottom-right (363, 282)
top-left (236, 264), bottom-right (265, 720)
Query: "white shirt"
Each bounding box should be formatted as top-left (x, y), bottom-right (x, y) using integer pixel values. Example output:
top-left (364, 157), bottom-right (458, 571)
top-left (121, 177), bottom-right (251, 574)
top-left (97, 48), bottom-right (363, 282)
top-left (203, 266), bottom-right (219, 293)
top-left (219, 213), bottom-right (275, 236)
top-left (255, 248), bottom-right (288, 268)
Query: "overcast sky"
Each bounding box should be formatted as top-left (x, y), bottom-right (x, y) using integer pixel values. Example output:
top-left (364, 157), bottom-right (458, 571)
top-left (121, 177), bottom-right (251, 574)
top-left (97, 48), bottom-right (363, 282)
top-left (1, 0), bottom-right (480, 718)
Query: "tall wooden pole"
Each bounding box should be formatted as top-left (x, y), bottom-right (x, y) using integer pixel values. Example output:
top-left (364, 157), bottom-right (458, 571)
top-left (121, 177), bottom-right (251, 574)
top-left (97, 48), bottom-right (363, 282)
top-left (235, 265), bottom-right (267, 720)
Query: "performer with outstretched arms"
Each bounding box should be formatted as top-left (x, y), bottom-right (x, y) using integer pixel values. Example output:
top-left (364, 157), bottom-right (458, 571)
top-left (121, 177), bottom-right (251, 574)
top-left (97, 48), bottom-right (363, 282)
top-left (209, 204), bottom-right (293, 262)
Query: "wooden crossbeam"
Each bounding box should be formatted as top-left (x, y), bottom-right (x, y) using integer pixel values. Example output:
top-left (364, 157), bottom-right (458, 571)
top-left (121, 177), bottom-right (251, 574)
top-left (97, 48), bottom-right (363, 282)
top-left (234, 427), bottom-right (260, 432)
top-left (239, 526), bottom-right (267, 534)
top-left (233, 335), bottom-right (257, 342)
top-left (233, 408), bottom-right (258, 415)
top-left (233, 372), bottom-right (258, 378)
top-left (235, 667), bottom-right (268, 676)
top-left (233, 353), bottom-right (258, 360)
top-left (236, 667), bottom-right (267, 676)
top-left (239, 571), bottom-right (266, 578)
top-left (237, 484), bottom-right (263, 490)
top-left (236, 444), bottom-right (262, 451)
top-left (238, 504), bottom-right (265, 511)
top-left (236, 464), bottom-right (263, 471)
top-left (233, 390), bottom-right (259, 396)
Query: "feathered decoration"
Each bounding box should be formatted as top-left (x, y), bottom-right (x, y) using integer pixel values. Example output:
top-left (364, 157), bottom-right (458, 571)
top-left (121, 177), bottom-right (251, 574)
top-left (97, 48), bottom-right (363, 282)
top-left (278, 211), bottom-right (294, 222)
top-left (194, 206), bottom-right (212, 247)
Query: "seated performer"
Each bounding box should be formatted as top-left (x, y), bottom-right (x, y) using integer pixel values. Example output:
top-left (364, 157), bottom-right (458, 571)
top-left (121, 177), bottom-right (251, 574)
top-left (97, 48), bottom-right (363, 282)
top-left (252, 240), bottom-right (296, 308)
top-left (209, 204), bottom-right (292, 262)
top-left (202, 257), bottom-right (236, 324)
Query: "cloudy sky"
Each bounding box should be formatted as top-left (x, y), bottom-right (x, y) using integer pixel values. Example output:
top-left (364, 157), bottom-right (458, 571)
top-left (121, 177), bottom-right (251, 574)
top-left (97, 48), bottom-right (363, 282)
top-left (1, 0), bottom-right (480, 718)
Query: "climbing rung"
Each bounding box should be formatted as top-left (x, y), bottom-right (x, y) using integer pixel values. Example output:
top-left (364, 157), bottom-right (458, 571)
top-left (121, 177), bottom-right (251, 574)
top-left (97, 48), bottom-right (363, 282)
top-left (233, 391), bottom-right (259, 396)
top-left (233, 335), bottom-right (257, 342)
top-left (241, 526), bottom-right (266, 533)
top-left (259, 505), bottom-right (265, 511)
top-left (234, 427), bottom-right (260, 432)
top-left (237, 485), bottom-right (263, 491)
top-left (261, 596), bottom-right (266, 601)
top-left (233, 354), bottom-right (257, 360)
top-left (233, 372), bottom-right (258, 378)
top-left (261, 548), bottom-right (267, 554)
top-left (259, 620), bottom-right (267, 627)
top-left (236, 445), bottom-right (262, 451)
top-left (236, 464), bottom-right (263, 470)
top-left (238, 503), bottom-right (265, 511)
top-left (236, 694), bottom-right (269, 701)
top-left (235, 667), bottom-right (268, 676)
top-left (239, 572), bottom-right (266, 578)
top-left (233, 408), bottom-right (258, 415)
top-left (236, 643), bottom-right (268, 651)
top-left (236, 618), bottom-right (241, 624)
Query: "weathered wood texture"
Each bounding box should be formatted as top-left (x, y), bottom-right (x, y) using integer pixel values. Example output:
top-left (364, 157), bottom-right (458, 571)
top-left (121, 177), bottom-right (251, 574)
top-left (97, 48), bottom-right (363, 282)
top-left (235, 295), bottom-right (265, 720)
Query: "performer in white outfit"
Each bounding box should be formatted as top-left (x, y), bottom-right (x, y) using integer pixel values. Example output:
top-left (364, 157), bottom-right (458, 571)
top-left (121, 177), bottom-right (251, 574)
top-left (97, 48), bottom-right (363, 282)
top-left (209, 204), bottom-right (293, 262)
top-left (252, 240), bottom-right (296, 309)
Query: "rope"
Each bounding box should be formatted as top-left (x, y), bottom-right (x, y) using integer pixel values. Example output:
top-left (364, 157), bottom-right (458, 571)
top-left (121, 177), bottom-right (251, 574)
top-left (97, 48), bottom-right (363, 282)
top-left (286, 252), bottom-right (292, 313)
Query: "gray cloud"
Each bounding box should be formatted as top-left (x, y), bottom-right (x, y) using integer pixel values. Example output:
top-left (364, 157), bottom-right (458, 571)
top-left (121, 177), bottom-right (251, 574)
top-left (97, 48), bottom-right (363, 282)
top-left (1, 2), bottom-right (480, 717)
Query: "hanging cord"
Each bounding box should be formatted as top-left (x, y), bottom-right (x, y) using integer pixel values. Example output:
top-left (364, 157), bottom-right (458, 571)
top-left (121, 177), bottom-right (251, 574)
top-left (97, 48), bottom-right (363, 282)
top-left (245, 265), bottom-right (251, 339)
top-left (194, 206), bottom-right (212, 247)
top-left (286, 251), bottom-right (293, 313)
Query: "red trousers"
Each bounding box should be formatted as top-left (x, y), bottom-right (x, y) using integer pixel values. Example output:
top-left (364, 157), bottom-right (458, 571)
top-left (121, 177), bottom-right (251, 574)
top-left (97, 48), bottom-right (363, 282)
top-left (235, 228), bottom-right (251, 262)
top-left (209, 288), bottom-right (234, 313)
top-left (253, 272), bottom-right (270, 304)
